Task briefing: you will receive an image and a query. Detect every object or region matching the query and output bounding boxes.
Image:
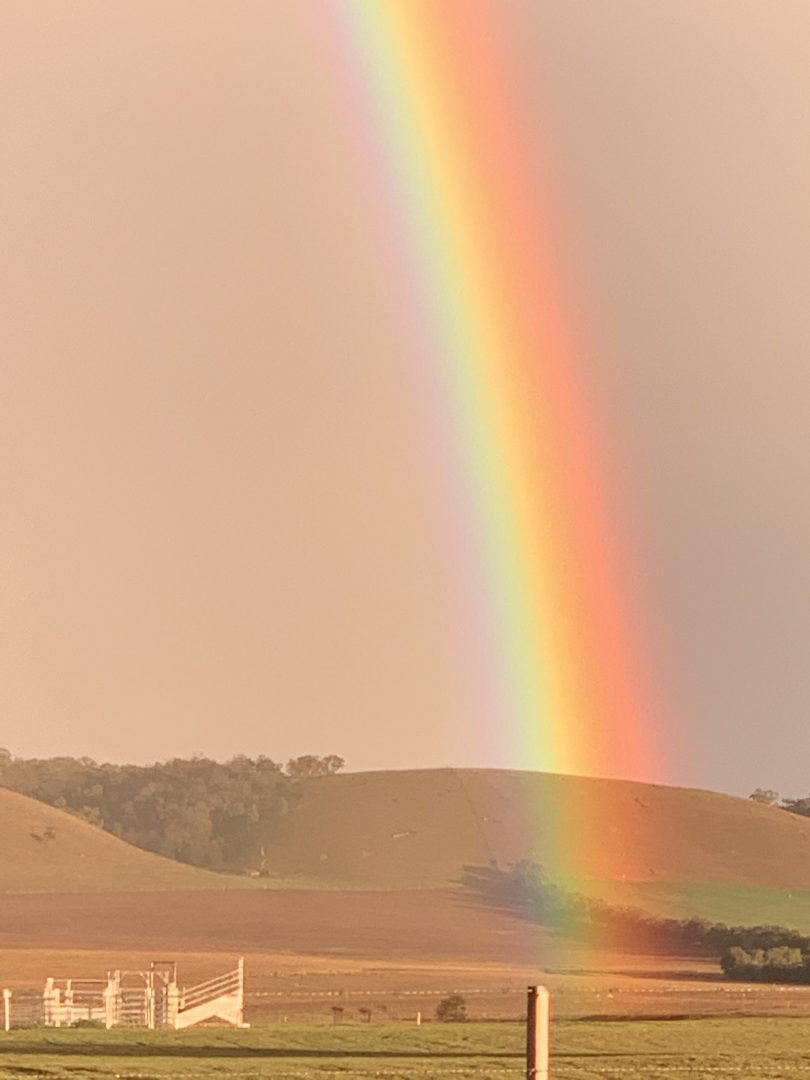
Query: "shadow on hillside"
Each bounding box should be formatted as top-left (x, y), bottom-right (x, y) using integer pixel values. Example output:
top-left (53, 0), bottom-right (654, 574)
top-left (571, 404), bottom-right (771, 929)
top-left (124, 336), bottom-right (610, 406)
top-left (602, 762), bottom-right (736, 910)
top-left (601, 968), bottom-right (722, 983)
top-left (456, 865), bottom-right (538, 921)
top-left (456, 866), bottom-right (723, 966)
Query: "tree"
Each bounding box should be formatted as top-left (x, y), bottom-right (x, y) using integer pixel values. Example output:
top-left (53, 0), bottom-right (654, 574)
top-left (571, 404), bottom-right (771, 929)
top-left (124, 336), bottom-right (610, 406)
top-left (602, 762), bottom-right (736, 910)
top-left (764, 946), bottom-right (803, 973)
top-left (0, 753), bottom-right (297, 871)
top-left (721, 946), bottom-right (752, 977)
top-left (781, 796), bottom-right (810, 818)
top-left (749, 789), bottom-right (780, 806)
top-left (285, 755), bottom-right (345, 778)
top-left (436, 995), bottom-right (467, 1022)
top-left (321, 755), bottom-right (345, 775)
top-left (721, 944), bottom-right (807, 983)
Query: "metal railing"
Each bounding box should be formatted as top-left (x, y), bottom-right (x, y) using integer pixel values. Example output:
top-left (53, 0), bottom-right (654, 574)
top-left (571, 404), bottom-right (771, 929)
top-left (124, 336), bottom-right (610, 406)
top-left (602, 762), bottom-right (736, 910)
top-left (3, 959), bottom-right (245, 1031)
top-left (179, 965), bottom-right (242, 1012)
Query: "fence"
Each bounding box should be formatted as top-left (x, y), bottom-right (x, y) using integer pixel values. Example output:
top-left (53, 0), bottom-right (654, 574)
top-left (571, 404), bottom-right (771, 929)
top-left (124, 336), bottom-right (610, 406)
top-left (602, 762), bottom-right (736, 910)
top-left (2, 959), bottom-right (246, 1031)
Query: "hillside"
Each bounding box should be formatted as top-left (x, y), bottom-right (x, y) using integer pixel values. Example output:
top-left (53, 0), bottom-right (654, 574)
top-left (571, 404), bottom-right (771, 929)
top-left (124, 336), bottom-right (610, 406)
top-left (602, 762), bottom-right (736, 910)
top-left (0, 787), bottom-right (250, 892)
top-left (6, 767), bottom-right (810, 930)
top-left (265, 769), bottom-right (810, 895)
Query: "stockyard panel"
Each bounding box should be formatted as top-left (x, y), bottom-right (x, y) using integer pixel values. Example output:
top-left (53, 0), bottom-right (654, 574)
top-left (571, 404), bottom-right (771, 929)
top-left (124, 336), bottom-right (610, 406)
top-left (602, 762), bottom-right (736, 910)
top-left (2, 959), bottom-right (245, 1031)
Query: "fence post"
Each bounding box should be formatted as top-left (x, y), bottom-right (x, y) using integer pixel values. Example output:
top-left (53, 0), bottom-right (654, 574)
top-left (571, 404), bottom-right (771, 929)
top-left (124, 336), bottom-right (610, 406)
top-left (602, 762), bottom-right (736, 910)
top-left (3, 989), bottom-right (10, 1032)
top-left (104, 975), bottom-right (116, 1030)
top-left (236, 957), bottom-right (245, 1028)
top-left (44, 979), bottom-right (56, 1027)
top-left (166, 982), bottom-right (179, 1029)
top-left (526, 985), bottom-right (550, 1080)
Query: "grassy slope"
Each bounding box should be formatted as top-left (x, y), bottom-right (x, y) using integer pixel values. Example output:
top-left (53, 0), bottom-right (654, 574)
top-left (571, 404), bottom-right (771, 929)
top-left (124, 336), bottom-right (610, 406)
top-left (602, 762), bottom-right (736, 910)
top-left (261, 769), bottom-right (810, 927)
top-left (268, 769), bottom-right (810, 888)
top-left (0, 786), bottom-right (253, 892)
top-left (569, 878), bottom-right (810, 930)
top-left (6, 767), bottom-right (810, 927)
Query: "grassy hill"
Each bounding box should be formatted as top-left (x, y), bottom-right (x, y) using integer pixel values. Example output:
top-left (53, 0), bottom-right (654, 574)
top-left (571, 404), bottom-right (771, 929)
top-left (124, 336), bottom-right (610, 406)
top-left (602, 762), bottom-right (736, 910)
top-left (251, 769), bottom-right (810, 928)
top-left (5, 767), bottom-right (810, 929)
top-left (0, 786), bottom-right (251, 892)
top-left (267, 769), bottom-right (810, 890)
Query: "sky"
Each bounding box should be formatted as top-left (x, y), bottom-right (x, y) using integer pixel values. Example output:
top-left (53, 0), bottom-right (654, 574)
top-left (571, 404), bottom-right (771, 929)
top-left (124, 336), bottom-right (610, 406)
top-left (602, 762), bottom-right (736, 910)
top-left (2, 2), bottom-right (809, 796)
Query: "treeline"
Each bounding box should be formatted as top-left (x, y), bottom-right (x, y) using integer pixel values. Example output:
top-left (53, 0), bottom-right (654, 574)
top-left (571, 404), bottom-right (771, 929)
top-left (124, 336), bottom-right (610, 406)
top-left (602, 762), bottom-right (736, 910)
top-left (721, 945), bottom-right (810, 982)
top-left (499, 862), bottom-right (809, 973)
top-left (0, 751), bottom-right (343, 871)
top-left (750, 788), bottom-right (810, 819)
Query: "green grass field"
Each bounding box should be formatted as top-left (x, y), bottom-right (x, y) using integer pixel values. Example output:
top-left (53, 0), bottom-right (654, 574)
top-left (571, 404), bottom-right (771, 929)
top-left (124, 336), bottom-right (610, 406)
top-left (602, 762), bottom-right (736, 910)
top-left (567, 877), bottom-right (810, 931)
top-left (1, 1019), bottom-right (809, 1078)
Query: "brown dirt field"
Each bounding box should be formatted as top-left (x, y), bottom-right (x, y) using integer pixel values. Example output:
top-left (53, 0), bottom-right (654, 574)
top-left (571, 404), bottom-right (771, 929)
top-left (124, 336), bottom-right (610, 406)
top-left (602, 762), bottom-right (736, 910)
top-left (0, 888), bottom-right (542, 961)
top-left (3, 888), bottom-right (810, 1022)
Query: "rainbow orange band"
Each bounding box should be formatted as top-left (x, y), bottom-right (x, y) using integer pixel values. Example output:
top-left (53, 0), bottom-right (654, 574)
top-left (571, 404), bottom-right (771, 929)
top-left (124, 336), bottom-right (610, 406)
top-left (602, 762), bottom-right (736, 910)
top-left (325, 1), bottom-right (659, 784)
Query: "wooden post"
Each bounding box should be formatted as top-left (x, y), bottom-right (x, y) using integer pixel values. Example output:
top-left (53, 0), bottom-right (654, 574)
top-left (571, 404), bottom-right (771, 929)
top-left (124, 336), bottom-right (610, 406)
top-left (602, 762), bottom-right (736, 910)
top-left (44, 978), bottom-right (60, 1028)
top-left (236, 957), bottom-right (245, 1028)
top-left (104, 975), bottom-right (116, 1030)
top-left (3, 989), bottom-right (10, 1032)
top-left (526, 985), bottom-right (549, 1080)
top-left (166, 983), bottom-right (179, 1030)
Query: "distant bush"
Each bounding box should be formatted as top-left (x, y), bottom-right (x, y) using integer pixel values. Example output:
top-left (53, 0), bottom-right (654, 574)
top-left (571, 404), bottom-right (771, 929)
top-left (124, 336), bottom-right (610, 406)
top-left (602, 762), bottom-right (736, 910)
top-left (285, 755), bottom-right (345, 778)
top-left (721, 944), bottom-right (809, 982)
top-left (749, 789), bottom-right (780, 806)
top-left (436, 995), bottom-right (467, 1022)
top-left (748, 786), bottom-right (810, 820)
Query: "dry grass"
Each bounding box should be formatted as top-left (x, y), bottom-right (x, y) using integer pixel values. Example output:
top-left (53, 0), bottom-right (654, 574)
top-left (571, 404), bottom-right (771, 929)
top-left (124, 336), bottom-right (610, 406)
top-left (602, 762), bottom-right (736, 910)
top-left (4, 884), bottom-right (810, 1023)
top-left (1, 1019), bottom-right (809, 1078)
top-left (5, 768), bottom-right (810, 1045)
top-left (7, 769), bottom-right (810, 933)
top-left (260, 770), bottom-right (810, 896)
top-left (0, 787), bottom-right (246, 893)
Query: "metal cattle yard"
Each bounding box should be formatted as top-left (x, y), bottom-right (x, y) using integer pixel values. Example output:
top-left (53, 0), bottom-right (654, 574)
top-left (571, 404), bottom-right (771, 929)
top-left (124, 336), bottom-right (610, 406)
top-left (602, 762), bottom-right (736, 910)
top-left (2, 958), bottom-right (246, 1031)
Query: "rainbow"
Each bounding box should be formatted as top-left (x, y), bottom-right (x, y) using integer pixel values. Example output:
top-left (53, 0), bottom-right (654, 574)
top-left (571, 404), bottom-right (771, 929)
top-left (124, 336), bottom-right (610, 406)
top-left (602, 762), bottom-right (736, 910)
top-left (321, 2), bottom-right (659, 786)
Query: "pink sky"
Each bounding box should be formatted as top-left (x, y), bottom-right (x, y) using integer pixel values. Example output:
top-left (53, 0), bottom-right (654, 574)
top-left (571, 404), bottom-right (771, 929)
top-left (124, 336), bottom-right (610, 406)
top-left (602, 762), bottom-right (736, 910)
top-left (2, 2), bottom-right (810, 795)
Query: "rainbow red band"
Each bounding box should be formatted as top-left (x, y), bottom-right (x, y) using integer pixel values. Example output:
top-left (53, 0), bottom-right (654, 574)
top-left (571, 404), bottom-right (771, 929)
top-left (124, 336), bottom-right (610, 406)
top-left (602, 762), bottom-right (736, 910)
top-left (326, 1), bottom-right (659, 783)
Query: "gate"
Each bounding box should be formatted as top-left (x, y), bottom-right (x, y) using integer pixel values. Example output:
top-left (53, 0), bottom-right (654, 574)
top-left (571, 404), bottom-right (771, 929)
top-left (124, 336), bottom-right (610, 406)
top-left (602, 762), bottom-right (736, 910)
top-left (3, 959), bottom-right (244, 1030)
